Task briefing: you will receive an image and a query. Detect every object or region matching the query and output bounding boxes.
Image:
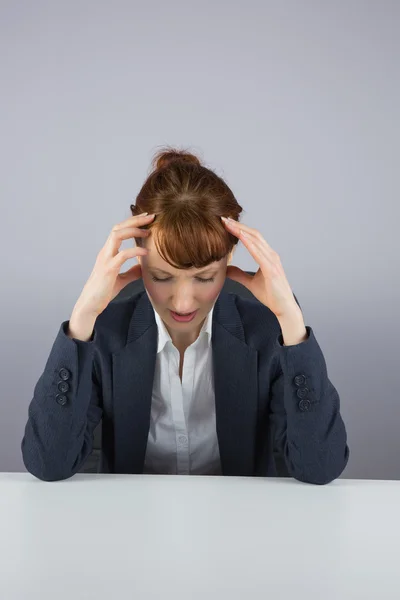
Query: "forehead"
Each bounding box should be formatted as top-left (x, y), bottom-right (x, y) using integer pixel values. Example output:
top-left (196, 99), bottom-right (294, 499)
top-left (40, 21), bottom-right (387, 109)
top-left (142, 233), bottom-right (224, 275)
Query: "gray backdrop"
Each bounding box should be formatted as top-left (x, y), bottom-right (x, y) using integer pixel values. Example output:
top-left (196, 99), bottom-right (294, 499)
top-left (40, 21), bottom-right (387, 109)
top-left (1, 0), bottom-right (399, 479)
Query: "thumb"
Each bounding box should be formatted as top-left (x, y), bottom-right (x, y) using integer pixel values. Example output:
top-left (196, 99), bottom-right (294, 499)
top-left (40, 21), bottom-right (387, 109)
top-left (225, 265), bottom-right (252, 289)
top-left (116, 263), bottom-right (143, 292)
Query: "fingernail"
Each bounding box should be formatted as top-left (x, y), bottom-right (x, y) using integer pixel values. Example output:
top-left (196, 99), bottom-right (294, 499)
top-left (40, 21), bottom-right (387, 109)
top-left (139, 212), bottom-right (148, 216)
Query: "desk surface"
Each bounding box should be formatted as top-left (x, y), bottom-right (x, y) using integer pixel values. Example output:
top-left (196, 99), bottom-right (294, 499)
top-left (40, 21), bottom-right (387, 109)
top-left (1, 473), bottom-right (400, 600)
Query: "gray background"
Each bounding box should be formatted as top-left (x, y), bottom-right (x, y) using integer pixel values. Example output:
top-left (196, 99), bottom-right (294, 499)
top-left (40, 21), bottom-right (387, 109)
top-left (1, 1), bottom-right (398, 479)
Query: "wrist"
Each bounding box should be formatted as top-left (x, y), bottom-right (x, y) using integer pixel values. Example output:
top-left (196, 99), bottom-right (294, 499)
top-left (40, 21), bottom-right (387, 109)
top-left (68, 307), bottom-right (97, 342)
top-left (72, 299), bottom-right (99, 321)
top-left (277, 309), bottom-right (308, 346)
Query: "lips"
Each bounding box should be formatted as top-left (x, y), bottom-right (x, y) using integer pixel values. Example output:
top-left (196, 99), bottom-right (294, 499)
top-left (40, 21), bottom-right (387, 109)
top-left (170, 309), bottom-right (198, 322)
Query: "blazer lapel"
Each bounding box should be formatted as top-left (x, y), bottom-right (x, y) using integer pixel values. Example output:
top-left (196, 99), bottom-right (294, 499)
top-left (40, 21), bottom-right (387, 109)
top-left (212, 294), bottom-right (259, 475)
top-left (112, 292), bottom-right (158, 474)
top-left (112, 290), bottom-right (259, 475)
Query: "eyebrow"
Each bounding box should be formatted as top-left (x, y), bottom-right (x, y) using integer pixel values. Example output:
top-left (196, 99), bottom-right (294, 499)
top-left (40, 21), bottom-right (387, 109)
top-left (149, 266), bottom-right (219, 277)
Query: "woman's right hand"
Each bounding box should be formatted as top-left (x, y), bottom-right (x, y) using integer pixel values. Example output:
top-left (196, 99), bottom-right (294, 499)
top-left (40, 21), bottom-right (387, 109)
top-left (73, 213), bottom-right (154, 318)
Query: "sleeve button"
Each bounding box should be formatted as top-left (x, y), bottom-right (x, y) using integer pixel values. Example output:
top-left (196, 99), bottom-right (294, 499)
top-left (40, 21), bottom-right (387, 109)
top-left (294, 374), bottom-right (306, 387)
top-left (56, 394), bottom-right (68, 406)
top-left (298, 399), bottom-right (311, 412)
top-left (59, 368), bottom-right (70, 381)
top-left (57, 381), bottom-right (69, 393)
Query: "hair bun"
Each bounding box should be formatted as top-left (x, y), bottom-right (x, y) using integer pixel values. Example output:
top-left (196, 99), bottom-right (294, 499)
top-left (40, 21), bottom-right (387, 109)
top-left (152, 147), bottom-right (202, 171)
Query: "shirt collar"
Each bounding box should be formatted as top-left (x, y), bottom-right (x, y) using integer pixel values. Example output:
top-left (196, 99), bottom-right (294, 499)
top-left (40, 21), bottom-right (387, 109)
top-left (154, 304), bottom-right (215, 354)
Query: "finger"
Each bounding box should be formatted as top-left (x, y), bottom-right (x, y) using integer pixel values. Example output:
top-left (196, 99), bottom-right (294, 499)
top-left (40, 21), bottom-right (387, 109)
top-left (111, 246), bottom-right (148, 270)
top-left (104, 225), bottom-right (151, 259)
top-left (114, 263), bottom-right (144, 295)
top-left (237, 232), bottom-right (264, 265)
top-left (115, 213), bottom-right (155, 230)
top-left (223, 218), bottom-right (267, 245)
top-left (243, 234), bottom-right (280, 264)
top-left (223, 219), bottom-right (278, 260)
top-left (118, 263), bottom-right (143, 282)
top-left (222, 219), bottom-right (261, 253)
top-left (240, 233), bottom-right (277, 268)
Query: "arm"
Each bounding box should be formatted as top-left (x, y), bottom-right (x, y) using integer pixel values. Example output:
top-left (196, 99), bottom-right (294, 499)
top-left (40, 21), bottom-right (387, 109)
top-left (269, 319), bottom-right (349, 485)
top-left (21, 319), bottom-right (103, 481)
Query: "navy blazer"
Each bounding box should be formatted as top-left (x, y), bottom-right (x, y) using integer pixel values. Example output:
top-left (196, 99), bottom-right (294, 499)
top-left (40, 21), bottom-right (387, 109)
top-left (21, 289), bottom-right (349, 484)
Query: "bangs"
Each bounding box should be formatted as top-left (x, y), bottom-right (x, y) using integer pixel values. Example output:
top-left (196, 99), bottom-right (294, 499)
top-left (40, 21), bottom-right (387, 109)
top-left (149, 212), bottom-right (232, 270)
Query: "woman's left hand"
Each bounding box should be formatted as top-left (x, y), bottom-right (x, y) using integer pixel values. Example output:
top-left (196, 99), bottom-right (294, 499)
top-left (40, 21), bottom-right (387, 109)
top-left (221, 216), bottom-right (300, 319)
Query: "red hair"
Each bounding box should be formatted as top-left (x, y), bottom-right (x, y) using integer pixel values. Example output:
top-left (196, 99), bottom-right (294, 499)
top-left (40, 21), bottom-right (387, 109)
top-left (130, 146), bottom-right (244, 270)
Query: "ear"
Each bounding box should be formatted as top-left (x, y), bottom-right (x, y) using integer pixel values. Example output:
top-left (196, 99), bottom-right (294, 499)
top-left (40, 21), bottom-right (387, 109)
top-left (227, 249), bottom-right (235, 265)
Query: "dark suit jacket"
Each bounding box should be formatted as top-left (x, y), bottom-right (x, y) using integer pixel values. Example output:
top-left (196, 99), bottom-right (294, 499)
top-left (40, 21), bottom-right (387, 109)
top-left (21, 289), bottom-right (349, 484)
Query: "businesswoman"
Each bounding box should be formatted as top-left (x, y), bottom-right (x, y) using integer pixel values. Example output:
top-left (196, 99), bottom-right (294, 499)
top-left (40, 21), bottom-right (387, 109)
top-left (21, 147), bottom-right (349, 483)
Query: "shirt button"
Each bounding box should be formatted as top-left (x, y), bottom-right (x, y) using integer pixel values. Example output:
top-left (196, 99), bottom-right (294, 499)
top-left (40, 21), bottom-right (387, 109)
top-left (178, 435), bottom-right (188, 445)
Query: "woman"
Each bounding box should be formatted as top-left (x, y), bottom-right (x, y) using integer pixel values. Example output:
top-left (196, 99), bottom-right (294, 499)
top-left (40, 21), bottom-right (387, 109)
top-left (21, 147), bottom-right (349, 483)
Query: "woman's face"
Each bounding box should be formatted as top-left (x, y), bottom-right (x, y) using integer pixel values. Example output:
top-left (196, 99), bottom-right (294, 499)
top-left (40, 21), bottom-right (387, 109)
top-left (137, 233), bottom-right (232, 346)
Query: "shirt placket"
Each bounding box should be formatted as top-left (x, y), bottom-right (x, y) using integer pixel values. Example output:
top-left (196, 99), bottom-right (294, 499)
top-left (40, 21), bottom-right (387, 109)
top-left (168, 344), bottom-right (194, 475)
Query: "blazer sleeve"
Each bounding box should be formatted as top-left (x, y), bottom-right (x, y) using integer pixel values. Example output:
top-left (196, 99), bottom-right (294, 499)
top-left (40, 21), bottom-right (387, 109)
top-left (269, 320), bottom-right (350, 485)
top-left (21, 320), bottom-right (103, 482)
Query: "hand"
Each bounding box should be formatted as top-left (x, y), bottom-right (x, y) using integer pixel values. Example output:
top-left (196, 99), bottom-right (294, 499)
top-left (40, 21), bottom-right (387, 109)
top-left (221, 216), bottom-right (300, 319)
top-left (74, 213), bottom-right (154, 317)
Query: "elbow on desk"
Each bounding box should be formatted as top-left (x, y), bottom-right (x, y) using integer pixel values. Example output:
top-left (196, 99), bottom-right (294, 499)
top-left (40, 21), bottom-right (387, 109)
top-left (294, 444), bottom-right (350, 486)
top-left (22, 457), bottom-right (79, 482)
top-left (21, 438), bottom-right (82, 482)
top-left (25, 469), bottom-right (75, 483)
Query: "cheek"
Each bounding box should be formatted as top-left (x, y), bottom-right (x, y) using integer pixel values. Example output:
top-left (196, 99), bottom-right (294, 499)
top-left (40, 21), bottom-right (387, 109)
top-left (198, 279), bottom-right (226, 307)
top-left (143, 278), bottom-right (166, 304)
top-left (203, 283), bottom-right (223, 303)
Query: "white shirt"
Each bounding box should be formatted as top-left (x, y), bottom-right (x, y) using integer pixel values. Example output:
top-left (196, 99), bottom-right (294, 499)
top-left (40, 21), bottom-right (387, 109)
top-left (143, 303), bottom-right (222, 475)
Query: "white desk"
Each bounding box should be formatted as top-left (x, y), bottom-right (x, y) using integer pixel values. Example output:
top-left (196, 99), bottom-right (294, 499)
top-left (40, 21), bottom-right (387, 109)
top-left (1, 473), bottom-right (399, 600)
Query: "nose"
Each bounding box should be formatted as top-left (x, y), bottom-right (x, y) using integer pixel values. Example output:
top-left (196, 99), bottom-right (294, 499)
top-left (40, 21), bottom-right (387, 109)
top-left (170, 283), bottom-right (198, 313)
top-left (171, 298), bottom-right (197, 314)
top-left (171, 306), bottom-right (197, 314)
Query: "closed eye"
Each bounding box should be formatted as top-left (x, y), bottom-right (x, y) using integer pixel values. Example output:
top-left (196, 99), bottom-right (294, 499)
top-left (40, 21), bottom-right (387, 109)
top-left (151, 276), bottom-right (215, 283)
